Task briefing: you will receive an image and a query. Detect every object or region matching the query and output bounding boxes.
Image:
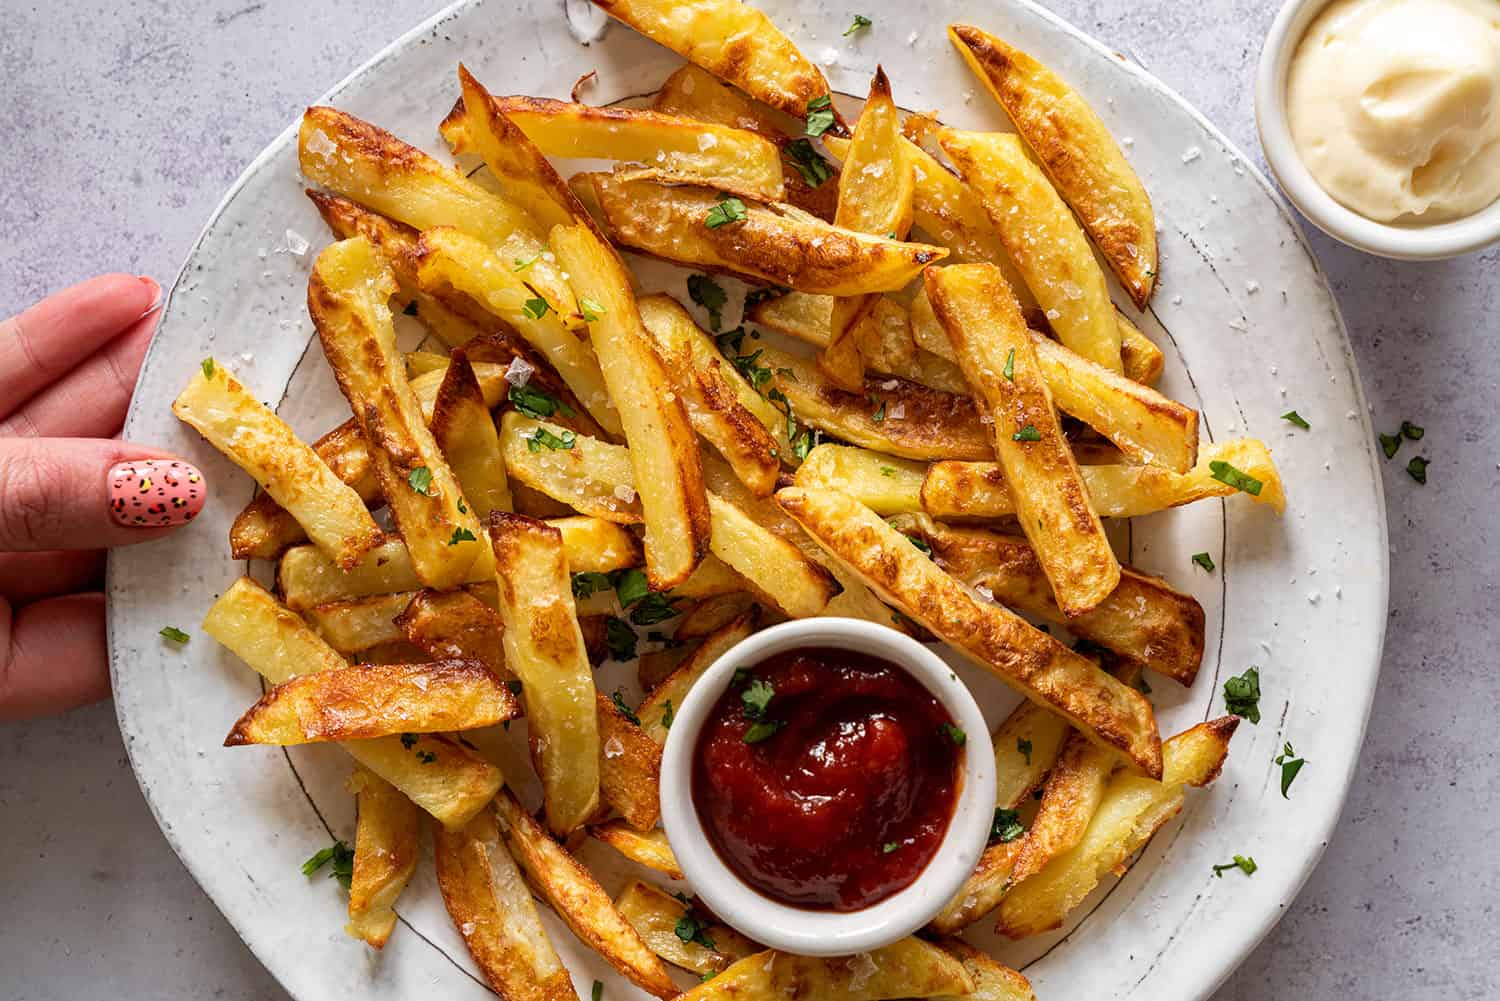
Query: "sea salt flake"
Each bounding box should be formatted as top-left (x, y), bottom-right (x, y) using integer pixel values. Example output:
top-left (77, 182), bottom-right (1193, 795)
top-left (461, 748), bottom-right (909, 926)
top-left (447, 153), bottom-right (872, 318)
top-left (504, 357), bottom-right (535, 387)
top-left (1181, 146), bottom-right (1202, 163)
top-left (614, 484), bottom-right (637, 504)
top-left (279, 228), bottom-right (310, 256)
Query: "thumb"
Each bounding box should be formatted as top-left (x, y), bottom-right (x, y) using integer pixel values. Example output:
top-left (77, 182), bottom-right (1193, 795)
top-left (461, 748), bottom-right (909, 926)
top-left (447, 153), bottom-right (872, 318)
top-left (0, 438), bottom-right (207, 552)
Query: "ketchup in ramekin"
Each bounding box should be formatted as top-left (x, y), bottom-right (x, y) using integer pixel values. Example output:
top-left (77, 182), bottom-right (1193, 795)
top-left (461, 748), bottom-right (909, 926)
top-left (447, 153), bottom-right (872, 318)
top-left (691, 646), bottom-right (963, 912)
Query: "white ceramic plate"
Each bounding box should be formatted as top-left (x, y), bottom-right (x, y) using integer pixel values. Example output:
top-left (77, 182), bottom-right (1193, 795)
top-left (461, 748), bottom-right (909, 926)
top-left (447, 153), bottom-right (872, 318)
top-left (108, 2), bottom-right (1389, 999)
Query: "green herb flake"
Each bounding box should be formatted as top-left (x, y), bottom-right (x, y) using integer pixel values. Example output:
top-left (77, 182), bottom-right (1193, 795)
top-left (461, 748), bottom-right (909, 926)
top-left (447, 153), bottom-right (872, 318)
top-left (674, 913), bottom-right (716, 949)
top-left (1002, 347), bottom-right (1015, 382)
top-left (513, 254), bottom-right (539, 272)
top-left (662, 699), bottom-right (675, 731)
top-left (509, 383), bottom-right (576, 421)
top-left (605, 617), bottom-right (638, 663)
top-left (1281, 410), bottom-right (1310, 430)
top-left (870, 396), bottom-right (887, 422)
top-left (200, 358), bottom-right (215, 379)
top-left (1223, 667), bottom-right (1261, 724)
top-left (408, 466), bottom-right (435, 496)
top-left (609, 568), bottom-right (649, 608)
top-left (416, 750), bottom-right (437, 764)
top-left (522, 296), bottom-right (551, 320)
top-left (1275, 742), bottom-right (1305, 798)
top-left (941, 722), bottom-right (967, 746)
top-left (1017, 738), bottom-right (1032, 764)
top-left (990, 807), bottom-right (1025, 844)
top-left (572, 571), bottom-right (612, 599)
top-left (1400, 420), bottom-right (1424, 441)
top-left (1212, 855), bottom-right (1258, 878)
top-left (1209, 460), bottom-right (1263, 496)
top-left (1192, 552), bottom-right (1216, 573)
top-left (704, 195), bottom-right (748, 229)
top-left (629, 593), bottom-right (681, 626)
top-left (783, 138), bottom-right (834, 188)
top-left (805, 94), bottom-right (836, 137)
top-left (687, 275), bottom-right (728, 331)
top-left (844, 14), bottom-right (873, 35)
top-left (1379, 432), bottom-right (1402, 459)
top-left (448, 527), bottom-right (477, 545)
top-left (1012, 424), bottom-right (1042, 442)
top-left (741, 679), bottom-right (775, 720)
top-left (611, 689), bottom-right (642, 726)
top-left (592, 982), bottom-right (603, 1001)
top-left (400, 733), bottom-right (418, 750)
top-left (906, 534), bottom-right (932, 556)
top-left (882, 841), bottom-right (900, 854)
top-left (579, 297), bottom-right (606, 323)
top-left (301, 841), bottom-right (355, 889)
top-left (880, 466), bottom-right (896, 477)
top-left (700, 972), bottom-right (718, 983)
top-left (1407, 456), bottom-right (1429, 484)
top-left (506, 680), bottom-right (523, 696)
top-left (526, 427), bottom-right (576, 453)
top-left (159, 625), bottom-right (190, 644)
top-left (743, 719), bottom-right (784, 743)
top-left (457, 497), bottom-right (467, 513)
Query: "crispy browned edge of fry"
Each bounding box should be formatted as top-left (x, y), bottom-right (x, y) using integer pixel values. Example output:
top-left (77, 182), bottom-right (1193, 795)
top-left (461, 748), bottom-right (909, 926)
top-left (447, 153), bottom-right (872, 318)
top-left (223, 659), bottom-right (520, 745)
top-left (935, 939), bottom-right (1036, 1001)
top-left (589, 823), bottom-right (684, 880)
top-left (347, 767), bottom-right (422, 949)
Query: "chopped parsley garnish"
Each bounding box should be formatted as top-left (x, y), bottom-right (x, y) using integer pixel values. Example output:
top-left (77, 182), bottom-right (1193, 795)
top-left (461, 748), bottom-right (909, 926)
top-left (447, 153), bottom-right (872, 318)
top-left (783, 138), bottom-right (834, 188)
top-left (687, 275), bottom-right (728, 331)
top-left (457, 497), bottom-right (467, 513)
top-left (448, 527), bottom-right (477, 545)
top-left (605, 617), bottom-right (638, 662)
top-left (792, 428), bottom-right (820, 461)
top-left (906, 534), bottom-right (932, 556)
top-left (408, 466), bottom-right (435, 496)
top-left (744, 285), bottom-right (789, 314)
top-left (200, 358), bottom-right (215, 379)
top-left (592, 981), bottom-right (603, 1001)
top-left (513, 254), bottom-right (539, 272)
top-left (509, 383), bottom-right (576, 420)
top-left (1209, 460), bottom-right (1263, 495)
top-left (1275, 742), bottom-right (1305, 797)
top-left (1002, 348), bottom-right (1014, 382)
top-left (506, 680), bottom-right (523, 695)
top-left (1407, 456), bottom-right (1429, 484)
top-left (630, 593), bottom-right (681, 626)
top-left (1281, 410), bottom-right (1310, 430)
top-left (941, 722), bottom-right (967, 746)
top-left (843, 14), bottom-right (872, 35)
top-left (805, 94), bottom-right (836, 137)
top-left (1223, 667), bottom-right (1261, 724)
top-left (661, 699), bottom-right (675, 730)
top-left (741, 679), bottom-right (775, 720)
top-left (1012, 424), bottom-right (1042, 442)
top-left (526, 427), bottom-right (576, 452)
top-left (579, 297), bottom-right (605, 323)
top-left (1401, 420), bottom-right (1424, 440)
top-left (400, 733), bottom-right (418, 750)
top-left (572, 571), bottom-right (614, 600)
top-left (882, 841), bottom-right (900, 854)
top-left (302, 841), bottom-right (355, 889)
top-left (700, 972), bottom-right (717, 983)
top-left (674, 913), bottom-right (716, 949)
top-left (612, 568), bottom-right (651, 607)
top-left (743, 720), bottom-right (784, 743)
top-left (522, 296), bottom-right (550, 319)
top-left (402, 300), bottom-right (420, 317)
top-left (869, 396), bottom-right (887, 422)
top-left (416, 750), bottom-right (437, 764)
top-left (1212, 855), bottom-right (1257, 878)
top-left (1192, 552), bottom-right (1216, 573)
top-left (990, 807), bottom-right (1025, 844)
top-left (611, 690), bottom-right (642, 725)
top-left (1017, 738), bottom-right (1032, 764)
top-left (1379, 431), bottom-right (1402, 459)
top-left (159, 625), bottom-right (190, 644)
top-left (704, 195), bottom-right (748, 229)
top-left (880, 466), bottom-right (895, 477)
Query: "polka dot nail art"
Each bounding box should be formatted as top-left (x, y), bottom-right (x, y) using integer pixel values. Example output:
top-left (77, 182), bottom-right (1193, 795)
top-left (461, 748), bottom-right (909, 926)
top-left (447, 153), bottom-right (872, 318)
top-left (108, 460), bottom-right (206, 528)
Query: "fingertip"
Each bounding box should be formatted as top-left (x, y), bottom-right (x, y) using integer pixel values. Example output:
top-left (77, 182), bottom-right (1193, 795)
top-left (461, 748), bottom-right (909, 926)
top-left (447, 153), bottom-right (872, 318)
top-left (137, 275), bottom-right (163, 314)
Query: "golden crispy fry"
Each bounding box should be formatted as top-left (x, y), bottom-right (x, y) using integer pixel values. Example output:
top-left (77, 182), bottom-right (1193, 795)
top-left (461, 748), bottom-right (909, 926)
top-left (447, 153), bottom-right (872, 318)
top-left (492, 788), bottom-right (678, 998)
top-left (997, 718), bottom-right (1238, 937)
top-left (590, 0), bottom-right (838, 125)
top-left (926, 264), bottom-right (1120, 615)
top-left (431, 349), bottom-right (512, 517)
top-left (223, 659), bottom-right (519, 745)
top-left (309, 237), bottom-right (487, 589)
top-left (578, 173), bottom-right (945, 295)
top-left (639, 605), bottom-right (759, 743)
top-left (934, 940), bottom-right (1035, 1001)
top-left (936, 127), bottom-right (1121, 373)
top-left (173, 360), bottom-right (382, 568)
top-left (500, 412), bottom-right (643, 524)
top-left (777, 487), bottom-right (1161, 775)
top-left (303, 592), bottom-right (412, 654)
top-left (1112, 309), bottom-right (1164, 385)
top-left (433, 805), bottom-right (578, 1001)
top-left (202, 578), bottom-right (501, 827)
top-left (707, 492), bottom-right (840, 618)
top-left (415, 227), bottom-right (622, 435)
top-left (298, 106), bottom-right (577, 320)
top-left (594, 690), bottom-right (665, 832)
top-left (590, 824), bottom-right (684, 881)
top-left (636, 294), bottom-right (782, 495)
top-left (675, 592), bottom-right (759, 640)
top-left (900, 517), bottom-right (1205, 683)
top-left (822, 68), bottom-right (916, 390)
top-left (1011, 735), bottom-right (1114, 886)
top-left (346, 767), bottom-right (422, 949)
top-left (615, 880), bottom-right (758, 975)
top-left (552, 222), bottom-right (712, 590)
top-left (949, 25), bottom-right (1158, 308)
top-left (791, 444), bottom-right (927, 515)
top-left (397, 588), bottom-right (512, 676)
top-left (488, 514), bottom-right (602, 835)
top-left (923, 437), bottom-right (1286, 521)
top-left (675, 938), bottom-right (974, 1001)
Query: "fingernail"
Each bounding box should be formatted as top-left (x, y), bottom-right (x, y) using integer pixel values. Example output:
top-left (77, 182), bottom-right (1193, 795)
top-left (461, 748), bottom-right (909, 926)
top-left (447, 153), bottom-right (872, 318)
top-left (137, 276), bottom-right (163, 314)
top-left (108, 459), bottom-right (206, 528)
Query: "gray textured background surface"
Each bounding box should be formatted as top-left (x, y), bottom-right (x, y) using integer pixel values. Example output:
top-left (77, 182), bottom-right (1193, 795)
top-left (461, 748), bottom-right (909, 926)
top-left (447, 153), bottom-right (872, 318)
top-left (1, 1), bottom-right (1496, 999)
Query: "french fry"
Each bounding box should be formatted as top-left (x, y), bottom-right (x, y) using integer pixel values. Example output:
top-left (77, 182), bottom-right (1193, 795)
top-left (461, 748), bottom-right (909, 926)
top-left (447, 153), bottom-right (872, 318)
top-left (396, 588), bottom-right (512, 677)
top-left (173, 360), bottom-right (382, 568)
top-left (791, 444), bottom-right (926, 516)
top-left (590, 824), bottom-right (684, 881)
top-left (309, 237), bottom-right (487, 589)
top-left (821, 68), bottom-right (916, 390)
top-left (935, 940), bottom-right (1035, 1001)
top-left (897, 517), bottom-right (1205, 683)
top-left (594, 695), bottom-right (665, 832)
top-left (706, 492), bottom-right (839, 618)
top-left (431, 349), bottom-right (512, 517)
top-left (202, 577), bottom-right (502, 827)
top-left (589, 0), bottom-right (839, 126)
top-left (501, 412), bottom-right (642, 524)
top-left (674, 938), bottom-right (974, 1001)
top-left (303, 592), bottom-right (412, 654)
top-left (615, 880), bottom-right (758, 975)
top-left (674, 592), bottom-right (759, 640)
top-left (922, 437), bottom-right (1287, 521)
top-left (578, 173), bottom-right (945, 296)
top-left (1112, 309), bottom-right (1165, 386)
top-left (950, 25), bottom-right (1158, 308)
top-left (488, 513), bottom-right (601, 835)
top-left (925, 264), bottom-right (1121, 615)
top-left (551, 222), bottom-right (712, 590)
top-left (298, 105), bottom-right (578, 321)
top-left (997, 718), bottom-right (1238, 938)
top-left (777, 487), bottom-right (1161, 776)
top-left (345, 767), bottom-right (422, 949)
top-left (492, 788), bottom-right (678, 999)
top-left (636, 294), bottom-right (781, 495)
top-left (223, 659), bottom-right (520, 745)
top-left (936, 127), bottom-right (1122, 373)
top-left (433, 805), bottom-right (578, 1001)
top-left (415, 227), bottom-right (622, 435)
top-left (639, 606), bottom-right (759, 743)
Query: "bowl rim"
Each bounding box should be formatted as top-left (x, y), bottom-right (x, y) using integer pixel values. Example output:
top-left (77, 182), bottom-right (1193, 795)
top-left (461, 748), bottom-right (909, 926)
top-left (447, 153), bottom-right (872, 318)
top-left (1254, 0), bottom-right (1500, 260)
top-left (658, 617), bottom-right (996, 957)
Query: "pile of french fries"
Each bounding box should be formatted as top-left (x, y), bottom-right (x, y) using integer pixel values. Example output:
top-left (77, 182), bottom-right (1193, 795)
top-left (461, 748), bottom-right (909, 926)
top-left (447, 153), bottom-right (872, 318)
top-left (171, 1), bottom-right (1288, 996)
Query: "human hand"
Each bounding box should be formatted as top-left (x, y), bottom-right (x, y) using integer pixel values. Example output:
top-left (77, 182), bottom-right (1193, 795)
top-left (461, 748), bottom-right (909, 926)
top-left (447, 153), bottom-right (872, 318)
top-left (1, 274), bottom-right (207, 721)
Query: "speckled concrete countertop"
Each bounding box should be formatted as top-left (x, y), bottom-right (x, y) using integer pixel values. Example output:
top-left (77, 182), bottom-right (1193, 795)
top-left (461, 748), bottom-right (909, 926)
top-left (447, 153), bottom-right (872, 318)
top-left (1, 2), bottom-right (1494, 999)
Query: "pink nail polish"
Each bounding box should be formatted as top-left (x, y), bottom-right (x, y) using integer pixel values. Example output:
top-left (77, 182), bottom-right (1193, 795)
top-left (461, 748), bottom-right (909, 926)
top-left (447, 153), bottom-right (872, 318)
top-left (108, 459), bottom-right (206, 528)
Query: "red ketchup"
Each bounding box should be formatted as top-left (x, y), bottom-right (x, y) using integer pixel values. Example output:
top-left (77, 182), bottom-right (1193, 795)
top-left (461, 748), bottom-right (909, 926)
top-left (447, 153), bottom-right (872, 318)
top-left (692, 647), bottom-right (963, 912)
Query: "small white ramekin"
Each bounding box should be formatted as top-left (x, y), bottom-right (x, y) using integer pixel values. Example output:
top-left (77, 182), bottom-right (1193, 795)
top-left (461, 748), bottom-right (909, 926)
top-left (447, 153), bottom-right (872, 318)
top-left (659, 617), bottom-right (994, 957)
top-left (1255, 0), bottom-right (1500, 259)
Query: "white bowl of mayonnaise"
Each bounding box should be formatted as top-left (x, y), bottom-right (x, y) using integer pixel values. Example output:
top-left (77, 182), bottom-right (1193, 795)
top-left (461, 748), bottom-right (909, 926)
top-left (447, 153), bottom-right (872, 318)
top-left (1256, 0), bottom-right (1500, 259)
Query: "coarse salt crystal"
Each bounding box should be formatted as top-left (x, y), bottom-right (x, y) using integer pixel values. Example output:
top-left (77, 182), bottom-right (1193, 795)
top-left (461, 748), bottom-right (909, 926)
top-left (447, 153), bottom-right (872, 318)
top-left (697, 133), bottom-right (718, 151)
top-left (603, 737), bottom-right (624, 759)
top-left (504, 357), bottom-right (535, 386)
top-left (1171, 294), bottom-right (1183, 305)
top-left (1246, 280), bottom-right (1261, 294)
top-left (887, 402), bottom-right (906, 420)
top-left (906, 30), bottom-right (919, 45)
top-left (281, 228), bottom-right (310, 256)
top-left (819, 47), bottom-right (839, 66)
top-left (1228, 316), bottom-right (1248, 332)
top-left (614, 484), bottom-right (637, 504)
top-left (1181, 146), bottom-right (1202, 163)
